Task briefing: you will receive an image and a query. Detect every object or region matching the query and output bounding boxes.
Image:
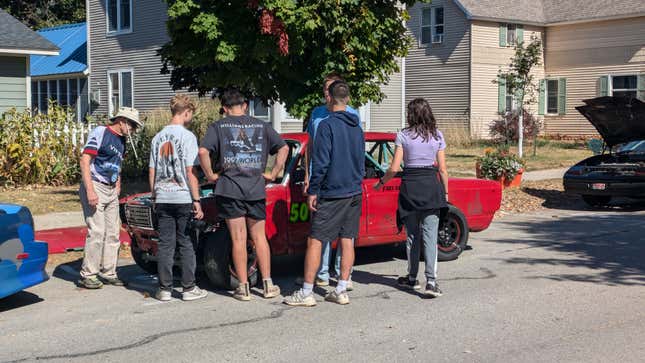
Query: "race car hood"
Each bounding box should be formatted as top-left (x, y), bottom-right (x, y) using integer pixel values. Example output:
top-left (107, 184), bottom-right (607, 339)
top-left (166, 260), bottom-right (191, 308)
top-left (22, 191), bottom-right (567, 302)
top-left (575, 96), bottom-right (645, 147)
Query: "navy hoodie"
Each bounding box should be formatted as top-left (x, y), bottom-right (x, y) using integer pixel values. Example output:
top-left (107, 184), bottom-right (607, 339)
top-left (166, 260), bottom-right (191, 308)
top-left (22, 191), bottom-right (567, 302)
top-left (308, 110), bottom-right (365, 198)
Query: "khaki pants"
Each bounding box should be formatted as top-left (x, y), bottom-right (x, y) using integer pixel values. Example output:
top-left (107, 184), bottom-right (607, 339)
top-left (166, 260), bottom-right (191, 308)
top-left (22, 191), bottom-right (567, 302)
top-left (79, 181), bottom-right (121, 279)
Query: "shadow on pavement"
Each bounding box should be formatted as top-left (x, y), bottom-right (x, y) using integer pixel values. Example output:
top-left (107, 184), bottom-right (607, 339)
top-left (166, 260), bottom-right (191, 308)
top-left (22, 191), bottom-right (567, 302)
top-left (0, 291), bottom-right (45, 312)
top-left (492, 213), bottom-right (645, 286)
top-left (522, 187), bottom-right (645, 212)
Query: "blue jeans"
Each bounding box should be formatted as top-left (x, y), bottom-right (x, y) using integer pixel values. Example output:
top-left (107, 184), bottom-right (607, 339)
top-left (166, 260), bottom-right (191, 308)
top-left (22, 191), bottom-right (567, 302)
top-left (404, 212), bottom-right (439, 283)
top-left (317, 239), bottom-right (354, 281)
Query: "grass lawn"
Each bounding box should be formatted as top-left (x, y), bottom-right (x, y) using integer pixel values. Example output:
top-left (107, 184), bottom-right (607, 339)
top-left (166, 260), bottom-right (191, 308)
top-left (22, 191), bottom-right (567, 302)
top-left (446, 139), bottom-right (592, 177)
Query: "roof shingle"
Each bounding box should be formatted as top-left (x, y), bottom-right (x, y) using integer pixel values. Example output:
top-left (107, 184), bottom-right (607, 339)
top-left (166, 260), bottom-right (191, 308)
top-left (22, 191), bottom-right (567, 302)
top-left (0, 9), bottom-right (59, 53)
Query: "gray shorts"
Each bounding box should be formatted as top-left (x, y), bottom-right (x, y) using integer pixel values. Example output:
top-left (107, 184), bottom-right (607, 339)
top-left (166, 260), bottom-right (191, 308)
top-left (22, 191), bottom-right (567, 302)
top-left (310, 194), bottom-right (362, 242)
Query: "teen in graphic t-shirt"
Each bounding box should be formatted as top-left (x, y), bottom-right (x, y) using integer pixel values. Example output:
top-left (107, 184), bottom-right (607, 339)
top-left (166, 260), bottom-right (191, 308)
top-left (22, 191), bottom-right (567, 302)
top-left (199, 88), bottom-right (288, 301)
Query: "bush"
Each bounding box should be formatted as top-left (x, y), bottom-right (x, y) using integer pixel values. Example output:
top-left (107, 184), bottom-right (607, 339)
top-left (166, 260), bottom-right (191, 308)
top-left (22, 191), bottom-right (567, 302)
top-left (0, 103), bottom-right (84, 187)
top-left (489, 109), bottom-right (542, 144)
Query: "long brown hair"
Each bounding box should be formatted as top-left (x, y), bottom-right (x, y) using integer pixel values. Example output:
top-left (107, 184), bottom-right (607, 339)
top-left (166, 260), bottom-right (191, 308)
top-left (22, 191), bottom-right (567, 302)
top-left (405, 98), bottom-right (438, 142)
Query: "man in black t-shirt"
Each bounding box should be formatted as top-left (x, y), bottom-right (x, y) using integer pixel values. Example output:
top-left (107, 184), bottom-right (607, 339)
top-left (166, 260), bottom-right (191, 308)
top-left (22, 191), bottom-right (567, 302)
top-left (199, 89), bottom-right (288, 301)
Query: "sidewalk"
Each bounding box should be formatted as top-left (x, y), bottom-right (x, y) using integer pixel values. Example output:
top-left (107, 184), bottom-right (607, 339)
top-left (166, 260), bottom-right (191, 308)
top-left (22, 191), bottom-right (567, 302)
top-left (522, 167), bottom-right (568, 181)
top-left (34, 211), bottom-right (84, 231)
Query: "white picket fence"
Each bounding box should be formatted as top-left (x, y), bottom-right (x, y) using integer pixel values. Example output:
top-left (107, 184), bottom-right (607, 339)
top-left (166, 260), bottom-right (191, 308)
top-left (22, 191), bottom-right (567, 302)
top-left (32, 121), bottom-right (95, 149)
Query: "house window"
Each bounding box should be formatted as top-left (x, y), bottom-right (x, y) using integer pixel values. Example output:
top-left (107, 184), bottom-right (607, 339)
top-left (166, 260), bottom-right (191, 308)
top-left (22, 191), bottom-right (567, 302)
top-left (546, 79), bottom-right (559, 114)
top-left (610, 75), bottom-right (637, 98)
top-left (248, 98), bottom-right (270, 121)
top-left (506, 24), bottom-right (517, 45)
top-left (505, 83), bottom-right (516, 112)
top-left (106, 0), bottom-right (132, 34)
top-left (420, 7), bottom-right (444, 45)
top-left (31, 78), bottom-right (88, 121)
top-left (108, 69), bottom-right (134, 116)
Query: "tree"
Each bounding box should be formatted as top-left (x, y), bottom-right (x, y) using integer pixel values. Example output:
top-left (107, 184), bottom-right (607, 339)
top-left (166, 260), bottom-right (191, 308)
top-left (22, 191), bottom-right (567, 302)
top-left (493, 35), bottom-right (542, 157)
top-left (1, 0), bottom-right (85, 29)
top-left (159, 0), bottom-right (423, 123)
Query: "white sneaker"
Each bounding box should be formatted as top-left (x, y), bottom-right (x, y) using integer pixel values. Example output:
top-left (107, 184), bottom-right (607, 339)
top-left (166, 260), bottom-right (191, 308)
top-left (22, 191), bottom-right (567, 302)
top-left (155, 288), bottom-right (172, 301)
top-left (325, 290), bottom-right (350, 305)
top-left (182, 286), bottom-right (208, 301)
top-left (283, 289), bottom-right (317, 307)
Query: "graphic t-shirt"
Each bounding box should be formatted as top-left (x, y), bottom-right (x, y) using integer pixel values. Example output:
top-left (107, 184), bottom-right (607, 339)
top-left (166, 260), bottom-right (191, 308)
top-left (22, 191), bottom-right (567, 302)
top-left (395, 129), bottom-right (446, 167)
top-left (200, 115), bottom-right (286, 201)
top-left (82, 126), bottom-right (126, 185)
top-left (149, 124), bottom-right (199, 204)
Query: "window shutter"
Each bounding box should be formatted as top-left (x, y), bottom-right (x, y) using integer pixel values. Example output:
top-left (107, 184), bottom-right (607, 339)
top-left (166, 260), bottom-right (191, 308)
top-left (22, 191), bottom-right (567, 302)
top-left (638, 73), bottom-right (645, 101)
top-left (516, 24), bottom-right (524, 44)
top-left (558, 78), bottom-right (567, 115)
top-left (499, 24), bottom-right (507, 47)
top-left (599, 75), bottom-right (609, 96)
top-left (538, 79), bottom-right (546, 115)
top-left (498, 77), bottom-right (506, 113)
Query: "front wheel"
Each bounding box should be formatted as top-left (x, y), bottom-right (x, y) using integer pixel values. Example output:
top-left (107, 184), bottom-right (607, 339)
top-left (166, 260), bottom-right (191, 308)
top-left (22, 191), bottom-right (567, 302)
top-left (130, 235), bottom-right (158, 275)
top-left (202, 228), bottom-right (258, 290)
top-left (437, 205), bottom-right (469, 261)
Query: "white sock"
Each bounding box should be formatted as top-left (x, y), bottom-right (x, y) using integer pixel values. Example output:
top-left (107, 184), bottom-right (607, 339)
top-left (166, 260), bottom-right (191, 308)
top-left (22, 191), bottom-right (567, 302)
top-left (336, 280), bottom-right (348, 293)
top-left (302, 282), bottom-right (314, 296)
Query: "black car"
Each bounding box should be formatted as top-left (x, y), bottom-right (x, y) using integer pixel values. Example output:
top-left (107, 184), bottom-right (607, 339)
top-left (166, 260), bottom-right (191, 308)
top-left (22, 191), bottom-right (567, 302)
top-left (564, 96), bottom-right (645, 207)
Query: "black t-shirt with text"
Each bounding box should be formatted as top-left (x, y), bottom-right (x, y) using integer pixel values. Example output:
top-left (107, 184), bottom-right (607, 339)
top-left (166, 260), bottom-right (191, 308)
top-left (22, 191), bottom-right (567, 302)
top-left (200, 115), bottom-right (286, 201)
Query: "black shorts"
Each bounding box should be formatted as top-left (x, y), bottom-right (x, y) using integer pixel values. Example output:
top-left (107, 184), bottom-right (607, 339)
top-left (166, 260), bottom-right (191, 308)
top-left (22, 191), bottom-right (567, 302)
top-left (310, 194), bottom-right (362, 242)
top-left (215, 196), bottom-right (266, 220)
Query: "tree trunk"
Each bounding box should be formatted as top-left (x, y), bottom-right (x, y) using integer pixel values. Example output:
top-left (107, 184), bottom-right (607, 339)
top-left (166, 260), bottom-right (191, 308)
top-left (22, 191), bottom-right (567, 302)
top-left (518, 103), bottom-right (524, 158)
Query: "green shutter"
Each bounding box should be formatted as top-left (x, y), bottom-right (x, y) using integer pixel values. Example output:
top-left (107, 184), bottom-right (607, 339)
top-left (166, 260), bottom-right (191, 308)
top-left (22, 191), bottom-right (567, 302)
top-left (498, 77), bottom-right (506, 113)
top-left (558, 78), bottom-right (567, 115)
top-left (499, 24), bottom-right (507, 47)
top-left (538, 79), bottom-right (546, 115)
top-left (516, 24), bottom-right (524, 44)
top-left (638, 74), bottom-right (645, 101)
top-left (599, 75), bottom-right (609, 96)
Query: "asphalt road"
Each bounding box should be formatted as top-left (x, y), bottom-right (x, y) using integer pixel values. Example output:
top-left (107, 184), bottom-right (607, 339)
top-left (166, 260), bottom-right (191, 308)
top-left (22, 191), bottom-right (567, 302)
top-left (2, 205), bottom-right (645, 363)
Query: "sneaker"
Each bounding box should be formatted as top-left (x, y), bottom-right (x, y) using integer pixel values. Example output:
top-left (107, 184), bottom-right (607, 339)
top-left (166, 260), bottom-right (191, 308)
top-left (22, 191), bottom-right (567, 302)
top-left (346, 279), bottom-right (354, 292)
top-left (99, 276), bottom-right (126, 286)
top-left (182, 286), bottom-right (208, 301)
top-left (324, 290), bottom-right (350, 305)
top-left (397, 276), bottom-right (421, 290)
top-left (294, 277), bottom-right (329, 287)
top-left (233, 282), bottom-right (251, 301)
top-left (424, 282), bottom-right (443, 298)
top-left (155, 288), bottom-right (172, 301)
top-left (78, 276), bottom-right (103, 289)
top-left (263, 279), bottom-right (281, 299)
top-left (283, 289), bottom-right (317, 307)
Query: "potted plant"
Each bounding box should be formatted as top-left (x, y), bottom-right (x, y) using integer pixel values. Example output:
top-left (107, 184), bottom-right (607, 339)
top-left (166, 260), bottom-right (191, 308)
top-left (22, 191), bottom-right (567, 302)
top-left (476, 147), bottom-right (525, 188)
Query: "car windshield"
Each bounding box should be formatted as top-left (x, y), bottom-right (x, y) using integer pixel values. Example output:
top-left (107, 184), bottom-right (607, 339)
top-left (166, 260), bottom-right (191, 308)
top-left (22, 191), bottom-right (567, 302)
top-left (616, 140), bottom-right (645, 154)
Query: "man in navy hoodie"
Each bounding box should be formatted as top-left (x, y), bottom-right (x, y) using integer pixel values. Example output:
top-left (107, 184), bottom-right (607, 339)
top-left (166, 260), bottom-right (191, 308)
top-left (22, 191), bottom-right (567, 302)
top-left (284, 80), bottom-right (365, 306)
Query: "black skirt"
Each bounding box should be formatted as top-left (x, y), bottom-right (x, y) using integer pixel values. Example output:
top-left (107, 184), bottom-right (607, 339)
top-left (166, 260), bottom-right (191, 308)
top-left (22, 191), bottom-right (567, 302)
top-left (397, 167), bottom-right (448, 232)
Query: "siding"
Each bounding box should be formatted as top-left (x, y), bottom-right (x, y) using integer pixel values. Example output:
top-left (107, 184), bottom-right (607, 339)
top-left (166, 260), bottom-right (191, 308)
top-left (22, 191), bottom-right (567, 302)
top-left (544, 17), bottom-right (645, 136)
top-left (88, 0), bottom-right (177, 115)
top-left (370, 58), bottom-right (404, 132)
top-left (470, 21), bottom-right (546, 138)
top-left (0, 55), bottom-right (27, 113)
top-left (405, 0), bottom-right (471, 132)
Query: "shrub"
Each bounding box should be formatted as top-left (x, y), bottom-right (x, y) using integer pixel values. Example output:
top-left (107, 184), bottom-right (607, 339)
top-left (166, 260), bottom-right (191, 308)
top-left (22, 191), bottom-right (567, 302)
top-left (0, 103), bottom-right (86, 187)
top-left (489, 109), bottom-right (542, 144)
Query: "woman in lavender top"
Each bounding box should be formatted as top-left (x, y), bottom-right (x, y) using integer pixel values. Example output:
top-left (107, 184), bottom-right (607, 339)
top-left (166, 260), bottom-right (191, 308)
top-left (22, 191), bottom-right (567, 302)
top-left (374, 98), bottom-right (449, 297)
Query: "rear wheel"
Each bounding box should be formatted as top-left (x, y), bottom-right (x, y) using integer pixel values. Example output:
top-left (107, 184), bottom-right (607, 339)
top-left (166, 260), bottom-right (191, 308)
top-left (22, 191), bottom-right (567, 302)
top-left (437, 205), bottom-right (469, 261)
top-left (202, 228), bottom-right (258, 290)
top-left (130, 235), bottom-right (158, 275)
top-left (582, 195), bottom-right (611, 207)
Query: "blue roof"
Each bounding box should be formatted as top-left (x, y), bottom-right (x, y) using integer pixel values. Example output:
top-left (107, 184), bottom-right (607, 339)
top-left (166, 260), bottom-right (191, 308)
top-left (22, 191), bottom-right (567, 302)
top-left (30, 23), bottom-right (87, 77)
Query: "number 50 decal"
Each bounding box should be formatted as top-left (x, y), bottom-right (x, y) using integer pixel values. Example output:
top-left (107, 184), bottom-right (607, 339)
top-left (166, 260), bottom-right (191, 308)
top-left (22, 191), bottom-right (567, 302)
top-left (289, 202), bottom-right (310, 223)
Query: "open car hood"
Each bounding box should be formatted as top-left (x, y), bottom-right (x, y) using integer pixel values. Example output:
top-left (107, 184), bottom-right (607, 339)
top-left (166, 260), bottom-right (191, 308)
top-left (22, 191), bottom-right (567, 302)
top-left (575, 97), bottom-right (645, 147)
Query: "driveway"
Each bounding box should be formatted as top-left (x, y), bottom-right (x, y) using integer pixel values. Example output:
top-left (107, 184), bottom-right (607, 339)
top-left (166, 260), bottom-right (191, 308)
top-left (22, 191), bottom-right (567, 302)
top-left (1, 206), bottom-right (644, 363)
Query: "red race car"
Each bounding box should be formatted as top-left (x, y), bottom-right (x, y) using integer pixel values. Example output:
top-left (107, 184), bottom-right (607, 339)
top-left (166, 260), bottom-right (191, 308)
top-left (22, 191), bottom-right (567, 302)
top-left (121, 132), bottom-right (502, 289)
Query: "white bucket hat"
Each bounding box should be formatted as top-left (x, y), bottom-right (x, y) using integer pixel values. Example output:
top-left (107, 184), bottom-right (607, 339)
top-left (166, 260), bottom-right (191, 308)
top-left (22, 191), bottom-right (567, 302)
top-left (110, 107), bottom-right (143, 129)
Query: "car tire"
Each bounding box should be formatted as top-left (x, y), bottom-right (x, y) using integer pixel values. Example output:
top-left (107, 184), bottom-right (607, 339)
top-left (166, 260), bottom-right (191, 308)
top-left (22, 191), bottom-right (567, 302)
top-left (202, 228), bottom-right (258, 290)
top-left (582, 195), bottom-right (611, 207)
top-left (130, 235), bottom-right (158, 275)
top-left (437, 205), bottom-right (469, 262)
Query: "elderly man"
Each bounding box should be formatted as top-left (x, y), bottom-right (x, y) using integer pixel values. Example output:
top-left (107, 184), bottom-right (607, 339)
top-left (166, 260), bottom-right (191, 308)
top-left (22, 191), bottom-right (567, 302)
top-left (78, 107), bottom-right (142, 289)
